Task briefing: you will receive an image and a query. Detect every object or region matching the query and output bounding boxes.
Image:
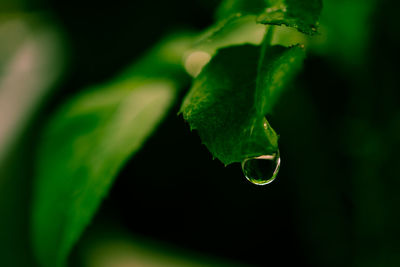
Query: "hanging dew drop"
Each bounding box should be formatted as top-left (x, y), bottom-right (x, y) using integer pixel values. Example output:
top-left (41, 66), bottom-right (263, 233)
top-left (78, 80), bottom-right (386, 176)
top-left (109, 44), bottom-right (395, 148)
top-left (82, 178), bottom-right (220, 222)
top-left (241, 150), bottom-right (281, 185)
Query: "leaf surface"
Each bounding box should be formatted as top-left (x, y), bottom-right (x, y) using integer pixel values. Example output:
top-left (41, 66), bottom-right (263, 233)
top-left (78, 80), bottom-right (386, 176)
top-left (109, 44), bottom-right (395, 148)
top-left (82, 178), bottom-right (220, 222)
top-left (257, 0), bottom-right (322, 35)
top-left (181, 44), bottom-right (304, 165)
top-left (217, 0), bottom-right (322, 35)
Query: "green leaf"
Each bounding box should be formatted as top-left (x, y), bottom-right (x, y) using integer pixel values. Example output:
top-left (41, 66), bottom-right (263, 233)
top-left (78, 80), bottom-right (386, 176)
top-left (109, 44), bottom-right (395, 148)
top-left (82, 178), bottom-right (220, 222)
top-left (216, 0), bottom-right (322, 35)
top-left (32, 34), bottom-right (192, 267)
top-left (216, 0), bottom-right (266, 20)
top-left (0, 14), bottom-right (65, 267)
top-left (180, 44), bottom-right (304, 165)
top-left (184, 15), bottom-right (265, 77)
top-left (186, 0), bottom-right (319, 78)
top-left (0, 14), bottom-right (65, 164)
top-left (257, 0), bottom-right (323, 35)
top-left (193, 15), bottom-right (265, 55)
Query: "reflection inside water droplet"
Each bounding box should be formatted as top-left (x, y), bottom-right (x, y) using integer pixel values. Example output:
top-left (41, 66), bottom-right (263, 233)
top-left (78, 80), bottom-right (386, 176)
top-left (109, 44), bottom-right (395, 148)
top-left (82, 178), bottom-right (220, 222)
top-left (241, 150), bottom-right (281, 185)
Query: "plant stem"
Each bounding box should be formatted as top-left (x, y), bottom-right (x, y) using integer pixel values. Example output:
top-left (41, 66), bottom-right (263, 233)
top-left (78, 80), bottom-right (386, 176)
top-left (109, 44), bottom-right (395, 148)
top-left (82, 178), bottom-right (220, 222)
top-left (256, 25), bottom-right (275, 101)
top-left (259, 25), bottom-right (275, 67)
top-left (254, 25), bottom-right (276, 129)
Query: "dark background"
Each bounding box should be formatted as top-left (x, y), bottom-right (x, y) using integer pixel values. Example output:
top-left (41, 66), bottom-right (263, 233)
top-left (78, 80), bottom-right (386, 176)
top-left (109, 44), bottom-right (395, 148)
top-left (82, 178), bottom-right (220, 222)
top-left (1, 0), bottom-right (400, 266)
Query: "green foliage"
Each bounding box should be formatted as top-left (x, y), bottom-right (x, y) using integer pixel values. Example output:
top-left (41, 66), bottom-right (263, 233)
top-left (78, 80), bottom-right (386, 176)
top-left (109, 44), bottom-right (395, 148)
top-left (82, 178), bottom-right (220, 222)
top-left (31, 35), bottom-right (192, 267)
top-left (180, 44), bottom-right (305, 165)
top-left (0, 15), bottom-right (65, 267)
top-left (216, 0), bottom-right (266, 19)
top-left (217, 0), bottom-right (322, 35)
top-left (31, 0), bottom-right (320, 265)
top-left (180, 0), bottom-right (318, 165)
top-left (257, 0), bottom-right (322, 35)
top-left (4, 1), bottom-right (400, 267)
top-left (193, 15), bottom-right (265, 55)
top-left (184, 14), bottom-right (265, 77)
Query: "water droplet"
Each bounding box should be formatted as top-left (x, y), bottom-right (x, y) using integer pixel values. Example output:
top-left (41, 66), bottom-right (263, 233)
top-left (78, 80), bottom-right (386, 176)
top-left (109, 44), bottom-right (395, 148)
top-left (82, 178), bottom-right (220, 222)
top-left (241, 150), bottom-right (281, 185)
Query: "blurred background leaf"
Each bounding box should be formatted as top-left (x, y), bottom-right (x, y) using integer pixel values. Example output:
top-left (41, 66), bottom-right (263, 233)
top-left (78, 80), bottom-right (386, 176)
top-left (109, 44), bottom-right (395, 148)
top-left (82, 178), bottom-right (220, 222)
top-left (31, 34), bottom-right (193, 267)
top-left (72, 217), bottom-right (246, 267)
top-left (0, 13), bottom-right (66, 266)
top-left (0, 14), bottom-right (66, 163)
